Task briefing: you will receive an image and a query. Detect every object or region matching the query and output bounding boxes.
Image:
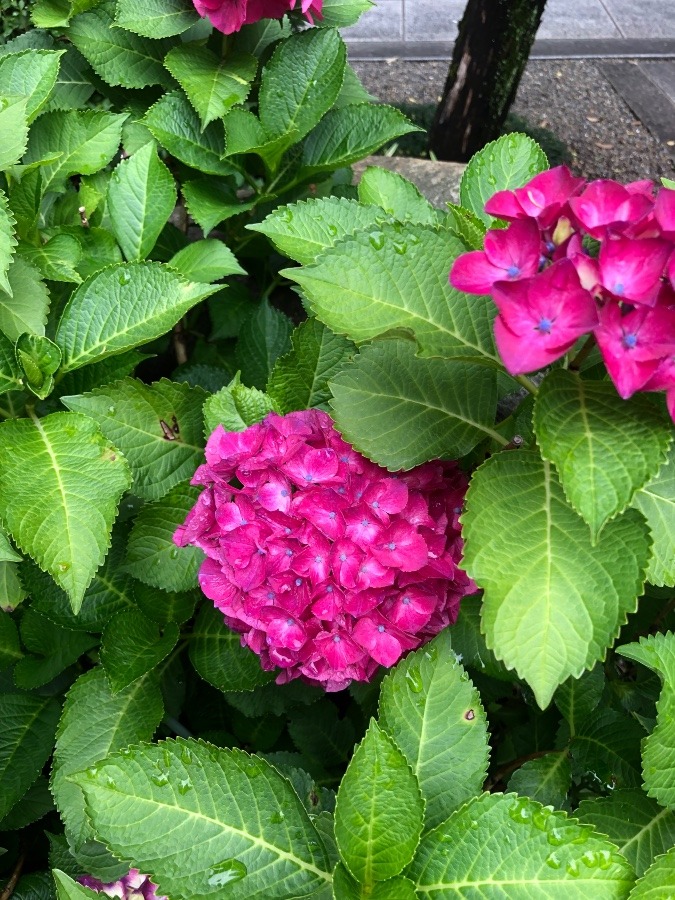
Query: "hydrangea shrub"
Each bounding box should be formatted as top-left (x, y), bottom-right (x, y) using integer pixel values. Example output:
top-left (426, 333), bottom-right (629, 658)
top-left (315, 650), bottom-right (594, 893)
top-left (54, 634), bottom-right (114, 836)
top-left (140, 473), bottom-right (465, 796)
top-left (0, 1), bottom-right (673, 898)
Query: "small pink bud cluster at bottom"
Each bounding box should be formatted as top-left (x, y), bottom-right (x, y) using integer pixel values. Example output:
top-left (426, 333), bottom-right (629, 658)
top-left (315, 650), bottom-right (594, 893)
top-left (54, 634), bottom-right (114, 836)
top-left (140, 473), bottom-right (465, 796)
top-left (450, 167), bottom-right (675, 421)
top-left (78, 870), bottom-right (166, 900)
top-left (175, 409), bottom-right (477, 692)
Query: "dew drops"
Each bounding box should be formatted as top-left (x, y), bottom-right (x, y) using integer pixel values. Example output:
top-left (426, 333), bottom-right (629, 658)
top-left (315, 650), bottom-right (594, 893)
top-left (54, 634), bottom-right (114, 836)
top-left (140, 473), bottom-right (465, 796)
top-left (207, 859), bottom-right (247, 887)
top-left (269, 810), bottom-right (285, 824)
top-left (151, 773), bottom-right (169, 787)
top-left (118, 270), bottom-right (131, 286)
top-left (532, 807), bottom-right (553, 831)
top-left (169, 547), bottom-right (179, 559)
top-left (368, 232), bottom-right (385, 251)
top-left (178, 778), bottom-right (192, 795)
top-left (508, 798), bottom-right (532, 824)
top-left (545, 852), bottom-right (561, 870)
top-left (181, 746), bottom-right (193, 765)
top-left (547, 827), bottom-right (564, 846)
top-left (57, 562), bottom-right (70, 572)
top-left (566, 859), bottom-right (580, 878)
top-left (107, 406), bottom-right (116, 414)
top-left (327, 224), bottom-right (338, 237)
top-left (405, 666), bottom-right (424, 693)
top-left (393, 240), bottom-right (407, 255)
top-left (280, 208), bottom-right (293, 224)
top-left (581, 850), bottom-right (599, 868)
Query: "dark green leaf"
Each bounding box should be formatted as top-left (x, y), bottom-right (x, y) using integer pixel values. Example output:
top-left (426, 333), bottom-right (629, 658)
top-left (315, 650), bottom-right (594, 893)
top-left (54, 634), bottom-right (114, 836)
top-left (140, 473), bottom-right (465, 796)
top-left (236, 299), bottom-right (293, 390)
top-left (101, 608), bottom-right (179, 692)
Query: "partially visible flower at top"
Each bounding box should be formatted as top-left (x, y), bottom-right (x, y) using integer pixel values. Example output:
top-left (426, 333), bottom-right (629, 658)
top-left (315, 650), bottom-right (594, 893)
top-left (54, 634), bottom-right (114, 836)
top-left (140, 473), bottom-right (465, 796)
top-left (175, 409), bottom-right (477, 692)
top-left (192, 0), bottom-right (322, 33)
top-left (79, 870), bottom-right (166, 900)
top-left (484, 165), bottom-right (585, 229)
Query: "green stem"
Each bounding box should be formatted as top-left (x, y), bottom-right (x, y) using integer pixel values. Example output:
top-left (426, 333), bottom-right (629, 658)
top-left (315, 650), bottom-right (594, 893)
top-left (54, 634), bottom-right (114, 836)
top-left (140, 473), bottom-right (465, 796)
top-left (514, 374), bottom-right (539, 395)
top-left (568, 333), bottom-right (597, 372)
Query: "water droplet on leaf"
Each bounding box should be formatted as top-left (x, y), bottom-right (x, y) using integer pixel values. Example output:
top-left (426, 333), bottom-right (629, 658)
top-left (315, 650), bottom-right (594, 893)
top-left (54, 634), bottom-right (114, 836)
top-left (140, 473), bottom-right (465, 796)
top-left (207, 859), bottom-right (247, 887)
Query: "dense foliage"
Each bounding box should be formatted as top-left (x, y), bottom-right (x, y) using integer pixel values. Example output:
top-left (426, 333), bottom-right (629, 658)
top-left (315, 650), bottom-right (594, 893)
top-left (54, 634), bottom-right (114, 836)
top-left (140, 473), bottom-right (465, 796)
top-left (0, 1), bottom-right (674, 898)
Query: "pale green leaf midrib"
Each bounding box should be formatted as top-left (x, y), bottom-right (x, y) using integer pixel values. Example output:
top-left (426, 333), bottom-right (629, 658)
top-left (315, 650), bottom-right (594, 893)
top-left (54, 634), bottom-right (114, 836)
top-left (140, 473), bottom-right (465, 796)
top-left (416, 875), bottom-right (630, 892)
top-left (619, 805), bottom-right (672, 856)
top-left (0, 701), bottom-right (50, 783)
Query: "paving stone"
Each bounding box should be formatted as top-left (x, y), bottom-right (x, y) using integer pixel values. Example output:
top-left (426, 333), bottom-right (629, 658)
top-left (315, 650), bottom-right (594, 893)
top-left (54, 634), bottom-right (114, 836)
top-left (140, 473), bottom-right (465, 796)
top-left (537, 0), bottom-right (620, 40)
top-left (601, 0), bottom-right (675, 39)
top-left (343, 0), bottom-right (402, 41)
top-left (639, 61), bottom-right (675, 105)
top-left (403, 0), bottom-right (465, 42)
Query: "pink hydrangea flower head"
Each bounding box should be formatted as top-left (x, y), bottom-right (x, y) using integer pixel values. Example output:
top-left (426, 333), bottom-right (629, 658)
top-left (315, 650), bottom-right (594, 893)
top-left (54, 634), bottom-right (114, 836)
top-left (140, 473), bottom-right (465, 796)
top-left (484, 165), bottom-right (586, 229)
top-left (597, 235), bottom-right (671, 305)
top-left (449, 219), bottom-right (542, 294)
top-left (78, 871), bottom-right (166, 900)
top-left (568, 179), bottom-right (653, 239)
top-left (656, 187), bottom-right (675, 240)
top-left (491, 258), bottom-right (599, 374)
top-left (193, 0), bottom-right (321, 33)
top-left (176, 410), bottom-right (477, 691)
top-left (644, 354), bottom-right (675, 422)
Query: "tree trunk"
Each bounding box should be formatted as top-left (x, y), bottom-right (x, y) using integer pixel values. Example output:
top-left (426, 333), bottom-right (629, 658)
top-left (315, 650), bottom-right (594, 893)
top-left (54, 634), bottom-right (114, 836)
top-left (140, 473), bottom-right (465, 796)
top-left (429, 0), bottom-right (547, 162)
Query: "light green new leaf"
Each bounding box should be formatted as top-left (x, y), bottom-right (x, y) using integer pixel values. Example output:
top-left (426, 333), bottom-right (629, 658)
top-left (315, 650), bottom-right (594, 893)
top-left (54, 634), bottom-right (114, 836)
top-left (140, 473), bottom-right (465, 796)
top-left (0, 49), bottom-right (64, 122)
top-left (62, 377), bottom-right (207, 501)
top-left (164, 45), bottom-right (257, 128)
top-left (14, 608), bottom-right (97, 690)
top-left (409, 793), bottom-right (634, 896)
top-left (332, 864), bottom-right (417, 900)
top-left (460, 133), bottom-right (549, 227)
top-left (55, 261), bottom-right (218, 373)
top-left (145, 91), bottom-right (235, 177)
top-left (268, 318), bottom-right (355, 413)
top-left (329, 339), bottom-right (499, 470)
top-left (0, 329), bottom-right (23, 396)
top-left (189, 603), bottom-right (274, 693)
top-left (236, 298), bottom-right (293, 390)
top-left (0, 412), bottom-right (132, 610)
top-left (168, 238), bottom-right (245, 282)
top-left (101, 608), bottom-right (179, 693)
top-left (378, 629), bottom-right (489, 830)
top-left (578, 789), bottom-right (675, 878)
top-left (461, 451), bottom-right (651, 708)
top-left (221, 107), bottom-right (299, 168)
top-left (335, 720), bottom-right (424, 884)
top-left (629, 846), bottom-right (675, 898)
top-left (71, 738), bottom-right (332, 899)
top-left (318, 0), bottom-right (373, 27)
top-left (182, 178), bottom-right (253, 235)
top-left (301, 104), bottom-right (422, 175)
top-left (53, 870), bottom-right (101, 900)
top-left (618, 632), bottom-right (675, 809)
top-left (114, 0), bottom-right (199, 38)
top-left (259, 28), bottom-right (345, 145)
top-left (107, 142), bottom-right (176, 261)
top-left (0, 188), bottom-right (17, 295)
top-left (15, 332), bottom-right (62, 399)
top-left (0, 694), bottom-right (60, 821)
top-left (124, 482), bottom-right (204, 592)
top-left (51, 667), bottom-right (164, 858)
top-left (68, 4), bottom-right (172, 88)
top-left (248, 197), bottom-right (384, 265)
top-left (283, 224), bottom-right (498, 363)
top-left (534, 369), bottom-right (672, 541)
top-left (23, 109), bottom-right (127, 194)
top-left (0, 256), bottom-right (50, 340)
top-left (507, 752), bottom-right (572, 808)
top-left (0, 95), bottom-right (29, 169)
top-left (358, 166), bottom-right (437, 224)
top-left (203, 373), bottom-right (277, 435)
top-left (632, 446), bottom-right (675, 586)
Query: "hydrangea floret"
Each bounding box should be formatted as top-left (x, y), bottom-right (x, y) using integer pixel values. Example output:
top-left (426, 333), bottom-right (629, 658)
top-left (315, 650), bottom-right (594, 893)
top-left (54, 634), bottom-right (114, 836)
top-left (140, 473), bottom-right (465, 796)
top-left (79, 870), bottom-right (166, 900)
top-left (192, 0), bottom-right (322, 33)
top-left (175, 410), bottom-right (477, 691)
top-left (450, 168), bottom-right (675, 420)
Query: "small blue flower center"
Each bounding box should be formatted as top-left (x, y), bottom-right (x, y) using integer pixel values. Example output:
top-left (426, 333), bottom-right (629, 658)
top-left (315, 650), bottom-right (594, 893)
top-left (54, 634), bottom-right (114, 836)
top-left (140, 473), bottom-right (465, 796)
top-left (333, 634), bottom-right (341, 642)
top-left (378, 625), bottom-right (385, 633)
top-left (402, 596), bottom-right (411, 605)
top-left (536, 317), bottom-right (553, 334)
top-left (623, 333), bottom-right (638, 349)
top-left (295, 578), bottom-right (302, 586)
top-left (387, 542), bottom-right (396, 551)
top-left (614, 282), bottom-right (625, 296)
top-left (280, 489), bottom-right (289, 497)
top-left (506, 265), bottom-right (521, 278)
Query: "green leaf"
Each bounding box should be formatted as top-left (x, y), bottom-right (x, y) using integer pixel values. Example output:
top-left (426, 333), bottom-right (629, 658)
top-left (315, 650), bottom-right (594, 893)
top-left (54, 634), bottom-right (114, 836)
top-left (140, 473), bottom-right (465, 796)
top-left (182, 178), bottom-right (254, 235)
top-left (0, 329), bottom-right (23, 396)
top-left (632, 446), bottom-right (675, 586)
top-left (203, 372), bottom-right (278, 435)
top-left (358, 166), bottom-right (436, 224)
top-left (301, 104), bottom-right (422, 175)
top-left (0, 95), bottom-right (29, 169)
top-left (168, 239), bottom-right (245, 282)
top-left (0, 412), bottom-right (132, 610)
top-left (71, 737), bottom-right (332, 899)
top-left (534, 370), bottom-right (673, 541)
top-left (259, 28), bottom-right (345, 146)
top-left (101, 608), bottom-right (179, 693)
top-left (248, 197), bottom-right (384, 266)
top-left (318, 0), bottom-right (373, 27)
top-left (0, 610), bottom-right (21, 669)
top-left (53, 870), bottom-right (100, 900)
top-left (0, 49), bottom-right (64, 123)
top-left (0, 775), bottom-right (54, 830)
top-left (45, 46), bottom-right (95, 112)
top-left (577, 789), bottom-right (675, 878)
top-left (221, 108), bottom-right (297, 167)
top-left (0, 256), bottom-right (50, 341)
top-left (236, 298), bottom-right (293, 390)
top-left (51, 667), bottom-right (164, 862)
top-left (459, 133), bottom-right (549, 227)
top-left (618, 633), bottom-right (675, 809)
top-left (0, 694), bottom-right (60, 820)
top-left (570, 709), bottom-right (643, 789)
top-left (461, 451), bottom-right (651, 708)
top-left (408, 793), bottom-right (634, 895)
top-left (334, 62), bottom-right (376, 109)
top-left (0, 561), bottom-right (28, 611)
top-left (0, 188), bottom-right (17, 296)
top-left (14, 608), bottom-right (97, 690)
top-left (267, 318), bottom-right (355, 413)
top-left (62, 377), bottom-right (207, 501)
top-left (329, 339), bottom-right (499, 470)
top-left (107, 141), bottom-right (177, 262)
top-left (554, 665), bottom-right (606, 734)
top-left (444, 203), bottom-right (487, 250)
top-left (0, 527), bottom-right (21, 563)
top-left (55, 261), bottom-right (217, 374)
top-left (378, 629), bottom-right (489, 831)
top-left (68, 3), bottom-right (172, 89)
top-left (145, 91), bottom-right (235, 177)
top-left (629, 848), bottom-right (675, 899)
top-left (507, 752), bottom-right (572, 808)
top-left (283, 224), bottom-right (498, 363)
top-left (23, 109), bottom-right (128, 195)
top-left (15, 333), bottom-right (61, 399)
top-left (17, 234), bottom-right (83, 284)
top-left (114, 0), bottom-right (199, 38)
top-left (124, 482), bottom-right (205, 592)
top-left (133, 581), bottom-right (196, 626)
top-left (332, 863), bottom-right (417, 899)
top-left (447, 594), bottom-right (511, 680)
top-left (164, 45), bottom-right (257, 128)
top-left (189, 603), bottom-right (274, 693)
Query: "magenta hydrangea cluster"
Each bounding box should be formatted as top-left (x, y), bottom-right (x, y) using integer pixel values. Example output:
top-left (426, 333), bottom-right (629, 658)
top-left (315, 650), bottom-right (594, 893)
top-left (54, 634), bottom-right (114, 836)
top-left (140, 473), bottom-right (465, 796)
top-left (79, 870), bottom-right (165, 899)
top-left (450, 167), bottom-right (675, 420)
top-left (192, 0), bottom-right (322, 34)
top-left (175, 409), bottom-right (476, 691)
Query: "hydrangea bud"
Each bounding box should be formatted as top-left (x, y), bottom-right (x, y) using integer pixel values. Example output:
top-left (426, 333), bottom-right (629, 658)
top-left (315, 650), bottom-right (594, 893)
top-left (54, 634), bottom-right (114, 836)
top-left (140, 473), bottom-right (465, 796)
top-left (78, 870), bottom-right (166, 900)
